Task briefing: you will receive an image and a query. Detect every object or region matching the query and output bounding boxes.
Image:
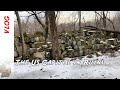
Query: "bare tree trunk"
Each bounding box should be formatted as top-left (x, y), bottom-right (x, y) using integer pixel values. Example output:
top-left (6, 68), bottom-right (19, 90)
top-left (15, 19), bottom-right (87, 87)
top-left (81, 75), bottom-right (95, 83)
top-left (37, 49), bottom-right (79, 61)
top-left (102, 11), bottom-right (108, 39)
top-left (78, 11), bottom-right (82, 57)
top-left (47, 11), bottom-right (61, 60)
top-left (45, 11), bottom-right (49, 58)
top-left (73, 22), bottom-right (76, 31)
top-left (95, 11), bottom-right (98, 28)
top-left (83, 17), bottom-right (86, 27)
top-left (45, 11), bottom-right (49, 44)
top-left (15, 11), bottom-right (27, 60)
top-left (102, 11), bottom-right (107, 29)
top-left (78, 11), bottom-right (81, 31)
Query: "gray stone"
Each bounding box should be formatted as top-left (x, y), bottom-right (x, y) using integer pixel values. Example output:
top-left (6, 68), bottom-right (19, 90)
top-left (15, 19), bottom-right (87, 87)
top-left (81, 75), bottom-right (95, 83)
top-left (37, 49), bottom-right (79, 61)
top-left (29, 48), bottom-right (37, 55)
top-left (107, 38), bottom-right (117, 45)
top-left (35, 37), bottom-right (40, 42)
top-left (74, 52), bottom-right (79, 57)
top-left (14, 51), bottom-right (18, 58)
top-left (74, 45), bottom-right (79, 51)
top-left (88, 31), bottom-right (96, 35)
top-left (73, 41), bottom-right (77, 46)
top-left (34, 42), bottom-right (44, 48)
top-left (33, 51), bottom-right (45, 59)
top-left (1, 68), bottom-right (11, 77)
top-left (84, 49), bottom-right (92, 55)
top-left (68, 40), bottom-right (72, 46)
top-left (30, 37), bottom-right (35, 43)
top-left (87, 54), bottom-right (93, 58)
top-left (80, 39), bottom-right (85, 45)
top-left (61, 51), bottom-right (67, 58)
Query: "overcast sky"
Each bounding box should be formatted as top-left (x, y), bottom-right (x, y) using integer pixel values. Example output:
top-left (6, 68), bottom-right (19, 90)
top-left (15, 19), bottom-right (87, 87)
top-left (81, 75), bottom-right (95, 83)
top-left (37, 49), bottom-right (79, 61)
top-left (14, 11), bottom-right (116, 24)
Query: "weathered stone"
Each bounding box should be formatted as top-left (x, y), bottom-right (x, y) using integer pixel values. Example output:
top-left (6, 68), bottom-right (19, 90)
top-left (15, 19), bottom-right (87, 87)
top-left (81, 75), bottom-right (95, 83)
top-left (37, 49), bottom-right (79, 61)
top-left (14, 36), bottom-right (20, 45)
top-left (27, 33), bottom-right (34, 38)
top-left (68, 40), bottom-right (72, 46)
top-left (30, 37), bottom-right (35, 43)
top-left (82, 30), bottom-right (88, 36)
top-left (14, 51), bottom-right (18, 58)
top-left (77, 41), bottom-right (81, 46)
top-left (24, 36), bottom-right (31, 44)
top-left (46, 47), bottom-right (52, 52)
top-left (1, 68), bottom-right (11, 77)
top-left (79, 46), bottom-right (83, 56)
top-left (61, 51), bottom-right (67, 58)
top-left (88, 31), bottom-right (96, 35)
top-left (45, 51), bottom-right (52, 60)
top-left (96, 52), bottom-right (102, 57)
top-left (95, 38), bottom-right (100, 44)
top-left (42, 45), bottom-right (48, 48)
top-left (34, 42), bottom-right (44, 48)
top-left (74, 51), bottom-right (79, 57)
top-left (73, 41), bottom-right (77, 46)
top-left (67, 50), bottom-right (74, 58)
top-left (37, 47), bottom-right (42, 52)
top-left (74, 45), bottom-right (79, 51)
top-left (87, 54), bottom-right (93, 58)
top-left (35, 37), bottom-right (40, 42)
top-left (107, 38), bottom-right (117, 45)
top-left (75, 36), bottom-right (80, 41)
top-left (33, 51), bottom-right (45, 59)
top-left (80, 39), bottom-right (85, 45)
top-left (84, 49), bottom-right (92, 55)
top-left (68, 49), bottom-right (74, 52)
top-left (47, 42), bottom-right (52, 45)
top-left (79, 36), bottom-right (86, 40)
top-left (34, 31), bottom-right (43, 37)
top-left (93, 44), bottom-right (101, 50)
top-left (117, 34), bottom-right (120, 39)
top-left (29, 48), bottom-right (37, 55)
top-left (60, 44), bottom-right (65, 51)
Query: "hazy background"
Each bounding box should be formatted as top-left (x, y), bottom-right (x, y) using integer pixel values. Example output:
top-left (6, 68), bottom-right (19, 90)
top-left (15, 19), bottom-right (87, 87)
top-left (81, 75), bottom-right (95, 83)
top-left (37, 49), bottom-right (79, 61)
top-left (14, 11), bottom-right (116, 24)
top-left (14, 11), bottom-right (119, 35)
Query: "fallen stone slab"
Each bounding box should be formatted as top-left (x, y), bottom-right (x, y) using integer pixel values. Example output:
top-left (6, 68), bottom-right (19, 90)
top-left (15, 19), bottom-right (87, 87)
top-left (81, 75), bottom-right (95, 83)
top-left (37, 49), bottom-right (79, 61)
top-left (1, 68), bottom-right (11, 77)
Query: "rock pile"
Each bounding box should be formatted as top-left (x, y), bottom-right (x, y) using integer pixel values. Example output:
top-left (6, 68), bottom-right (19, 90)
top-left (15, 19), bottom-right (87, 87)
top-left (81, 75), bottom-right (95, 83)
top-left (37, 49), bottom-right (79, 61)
top-left (14, 30), bottom-right (120, 61)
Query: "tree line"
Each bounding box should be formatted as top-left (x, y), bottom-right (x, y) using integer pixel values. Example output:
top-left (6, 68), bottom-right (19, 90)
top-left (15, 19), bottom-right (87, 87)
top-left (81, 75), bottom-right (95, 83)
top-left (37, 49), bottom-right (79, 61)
top-left (15, 11), bottom-right (120, 60)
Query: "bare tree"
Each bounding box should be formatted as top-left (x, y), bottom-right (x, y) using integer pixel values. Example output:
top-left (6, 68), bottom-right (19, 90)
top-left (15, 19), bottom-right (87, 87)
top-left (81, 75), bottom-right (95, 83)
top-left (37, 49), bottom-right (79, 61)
top-left (15, 11), bottom-right (27, 59)
top-left (45, 11), bottom-right (49, 43)
top-left (78, 11), bottom-right (81, 32)
top-left (47, 11), bottom-right (61, 60)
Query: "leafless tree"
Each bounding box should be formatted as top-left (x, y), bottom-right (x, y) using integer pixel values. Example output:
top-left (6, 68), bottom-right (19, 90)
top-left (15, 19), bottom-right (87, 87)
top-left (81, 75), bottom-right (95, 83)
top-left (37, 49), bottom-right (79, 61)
top-left (15, 11), bottom-right (27, 59)
top-left (78, 11), bottom-right (81, 32)
top-left (47, 11), bottom-right (61, 60)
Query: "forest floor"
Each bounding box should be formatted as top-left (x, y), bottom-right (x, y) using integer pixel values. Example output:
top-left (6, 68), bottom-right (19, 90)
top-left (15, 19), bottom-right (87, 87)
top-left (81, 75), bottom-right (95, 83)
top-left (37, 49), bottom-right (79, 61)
top-left (1, 52), bottom-right (120, 79)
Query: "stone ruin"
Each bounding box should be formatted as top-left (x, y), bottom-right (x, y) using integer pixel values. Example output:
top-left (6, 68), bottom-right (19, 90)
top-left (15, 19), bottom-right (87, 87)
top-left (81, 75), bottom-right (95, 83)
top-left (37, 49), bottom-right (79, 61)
top-left (14, 30), bottom-right (120, 61)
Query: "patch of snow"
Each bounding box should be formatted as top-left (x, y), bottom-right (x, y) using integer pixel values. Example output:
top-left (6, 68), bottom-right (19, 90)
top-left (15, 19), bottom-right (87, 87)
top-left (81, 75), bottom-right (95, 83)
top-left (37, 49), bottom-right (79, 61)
top-left (108, 38), bottom-right (115, 40)
top-left (97, 52), bottom-right (102, 56)
top-left (11, 55), bottom-right (120, 79)
top-left (80, 39), bottom-right (84, 41)
top-left (111, 45), bottom-right (115, 48)
top-left (68, 49), bottom-right (74, 51)
top-left (42, 45), bottom-right (48, 48)
top-left (47, 42), bottom-right (51, 44)
top-left (118, 49), bottom-right (120, 52)
top-left (65, 33), bottom-right (67, 35)
top-left (83, 30), bottom-right (87, 32)
top-left (100, 41), bottom-right (107, 44)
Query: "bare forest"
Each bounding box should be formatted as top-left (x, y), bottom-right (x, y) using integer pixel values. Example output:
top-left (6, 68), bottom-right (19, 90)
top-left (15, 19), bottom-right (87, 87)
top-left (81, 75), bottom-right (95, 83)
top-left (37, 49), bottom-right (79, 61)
top-left (14, 11), bottom-right (120, 61)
